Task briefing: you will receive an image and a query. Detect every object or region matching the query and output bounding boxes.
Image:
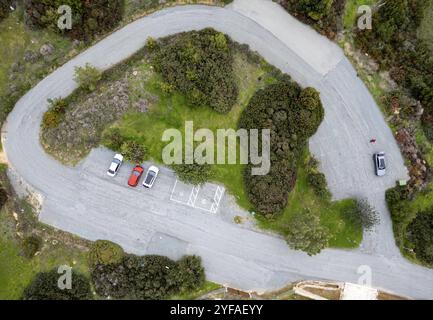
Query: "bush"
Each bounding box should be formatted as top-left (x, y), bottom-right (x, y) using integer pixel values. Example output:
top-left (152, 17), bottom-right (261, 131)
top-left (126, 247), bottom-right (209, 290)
top-left (0, 0), bottom-right (12, 22)
top-left (175, 256), bottom-right (205, 292)
top-left (307, 172), bottom-right (330, 199)
top-left (120, 140), bottom-right (147, 164)
top-left (285, 209), bottom-right (330, 256)
top-left (42, 98), bottom-right (68, 129)
top-left (238, 79), bottom-right (324, 216)
top-left (91, 254), bottom-right (204, 299)
top-left (74, 63), bottom-right (102, 92)
top-left (24, 0), bottom-right (125, 40)
top-left (22, 235), bottom-right (42, 258)
top-left (150, 28), bottom-right (238, 113)
top-left (0, 188), bottom-right (8, 209)
top-left (279, 0), bottom-right (345, 39)
top-left (23, 268), bottom-right (92, 300)
top-left (88, 240), bottom-right (124, 267)
top-left (172, 162), bottom-right (212, 186)
top-left (102, 127), bottom-right (126, 151)
top-left (344, 199), bottom-right (379, 232)
top-left (407, 209), bottom-right (433, 265)
top-left (386, 186), bottom-right (410, 225)
top-left (298, 0), bottom-right (334, 21)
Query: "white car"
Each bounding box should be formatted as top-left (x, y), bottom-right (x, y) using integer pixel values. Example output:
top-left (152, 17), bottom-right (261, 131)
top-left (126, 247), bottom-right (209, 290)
top-left (107, 154), bottom-right (123, 177)
top-left (374, 152), bottom-right (386, 177)
top-left (143, 166), bottom-right (159, 188)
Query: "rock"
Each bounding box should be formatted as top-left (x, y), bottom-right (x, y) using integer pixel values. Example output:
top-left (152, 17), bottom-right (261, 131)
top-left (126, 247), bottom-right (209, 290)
top-left (72, 39), bottom-right (81, 47)
top-left (40, 43), bottom-right (54, 56)
top-left (23, 50), bottom-right (39, 63)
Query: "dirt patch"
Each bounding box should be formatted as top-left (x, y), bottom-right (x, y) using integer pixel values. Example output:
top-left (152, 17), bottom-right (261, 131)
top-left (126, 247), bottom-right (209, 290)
top-left (40, 63), bottom-right (155, 165)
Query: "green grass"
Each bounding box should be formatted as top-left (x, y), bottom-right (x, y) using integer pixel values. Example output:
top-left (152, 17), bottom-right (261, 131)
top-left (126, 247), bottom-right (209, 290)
top-left (256, 157), bottom-right (362, 249)
top-left (0, 205), bottom-right (89, 300)
top-left (343, 0), bottom-right (377, 30)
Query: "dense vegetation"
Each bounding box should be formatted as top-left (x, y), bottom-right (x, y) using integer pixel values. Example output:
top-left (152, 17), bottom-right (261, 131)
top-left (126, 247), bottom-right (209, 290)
top-left (148, 29), bottom-right (238, 114)
top-left (0, 0), bottom-right (12, 22)
top-left (407, 209), bottom-right (433, 265)
top-left (92, 254), bottom-right (205, 299)
top-left (279, 0), bottom-right (346, 39)
top-left (24, 0), bottom-right (125, 40)
top-left (239, 78), bottom-right (324, 217)
top-left (22, 268), bottom-right (92, 300)
top-left (354, 0), bottom-right (433, 140)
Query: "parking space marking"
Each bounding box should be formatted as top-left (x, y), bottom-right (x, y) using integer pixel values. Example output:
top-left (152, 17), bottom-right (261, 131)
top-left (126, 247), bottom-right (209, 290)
top-left (170, 179), bottom-right (225, 214)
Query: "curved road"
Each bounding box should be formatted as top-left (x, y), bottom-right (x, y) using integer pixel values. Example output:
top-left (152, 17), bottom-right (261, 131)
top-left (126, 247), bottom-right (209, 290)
top-left (3, 0), bottom-right (433, 298)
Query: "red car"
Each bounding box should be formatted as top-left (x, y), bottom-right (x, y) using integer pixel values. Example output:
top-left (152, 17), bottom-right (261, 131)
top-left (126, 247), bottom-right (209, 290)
top-left (128, 165), bottom-right (144, 187)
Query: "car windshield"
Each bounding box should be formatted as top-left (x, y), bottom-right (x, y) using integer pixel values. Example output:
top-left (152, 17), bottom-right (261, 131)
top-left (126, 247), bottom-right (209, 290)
top-left (379, 159), bottom-right (386, 169)
top-left (133, 171), bottom-right (141, 177)
top-left (145, 172), bottom-right (155, 184)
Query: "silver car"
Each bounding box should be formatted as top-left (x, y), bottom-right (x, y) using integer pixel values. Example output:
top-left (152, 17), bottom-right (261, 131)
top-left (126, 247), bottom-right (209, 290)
top-left (374, 152), bottom-right (386, 177)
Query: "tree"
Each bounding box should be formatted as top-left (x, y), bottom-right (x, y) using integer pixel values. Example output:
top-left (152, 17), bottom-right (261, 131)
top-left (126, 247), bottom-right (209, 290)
top-left (74, 63), bottom-right (102, 92)
top-left (120, 141), bottom-right (147, 164)
top-left (296, 87), bottom-right (324, 138)
top-left (176, 256), bottom-right (205, 292)
top-left (285, 209), bottom-right (330, 256)
top-left (407, 209), bottom-right (433, 265)
top-left (150, 28), bottom-right (238, 113)
top-left (298, 0), bottom-right (334, 21)
top-left (344, 199), bottom-right (379, 231)
top-left (23, 269), bottom-right (92, 300)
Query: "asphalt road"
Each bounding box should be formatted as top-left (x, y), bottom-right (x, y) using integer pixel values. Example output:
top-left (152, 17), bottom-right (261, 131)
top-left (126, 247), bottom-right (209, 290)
top-left (4, 0), bottom-right (433, 298)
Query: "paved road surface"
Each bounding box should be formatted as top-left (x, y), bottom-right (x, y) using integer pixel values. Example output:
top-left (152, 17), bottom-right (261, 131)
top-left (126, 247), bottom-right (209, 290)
top-left (4, 0), bottom-right (433, 298)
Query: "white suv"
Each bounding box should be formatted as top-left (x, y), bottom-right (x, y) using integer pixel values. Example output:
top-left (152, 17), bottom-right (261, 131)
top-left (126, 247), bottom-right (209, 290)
top-left (107, 154), bottom-right (123, 177)
top-left (143, 166), bottom-right (159, 188)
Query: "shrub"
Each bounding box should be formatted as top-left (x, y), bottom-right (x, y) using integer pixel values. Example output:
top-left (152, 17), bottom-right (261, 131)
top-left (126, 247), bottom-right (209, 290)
top-left (238, 78), bottom-right (324, 216)
top-left (172, 162), bottom-right (212, 186)
top-left (279, 0), bottom-right (345, 39)
top-left (74, 63), bottom-right (102, 92)
top-left (297, 87), bottom-right (324, 138)
top-left (91, 254), bottom-right (204, 300)
top-left (344, 199), bottom-right (379, 232)
top-left (24, 0), bottom-right (125, 40)
top-left (120, 140), bottom-right (147, 163)
top-left (22, 235), bottom-right (42, 258)
top-left (175, 256), bottom-right (205, 292)
top-left (88, 240), bottom-right (124, 267)
top-left (145, 37), bottom-right (158, 52)
top-left (150, 28), bottom-right (238, 113)
top-left (42, 98), bottom-right (68, 129)
top-left (307, 172), bottom-right (330, 199)
top-left (298, 0), bottom-right (334, 21)
top-left (23, 268), bottom-right (92, 300)
top-left (386, 186), bottom-right (410, 225)
top-left (407, 209), bottom-right (433, 265)
top-left (102, 127), bottom-right (126, 151)
top-left (285, 209), bottom-right (330, 256)
top-left (0, 0), bottom-right (12, 22)
top-left (0, 188), bottom-right (8, 209)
